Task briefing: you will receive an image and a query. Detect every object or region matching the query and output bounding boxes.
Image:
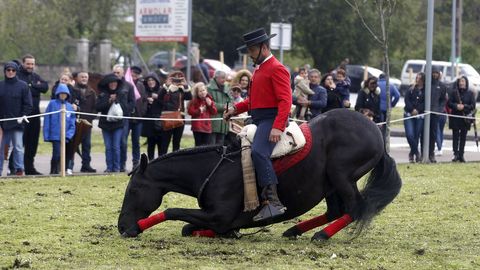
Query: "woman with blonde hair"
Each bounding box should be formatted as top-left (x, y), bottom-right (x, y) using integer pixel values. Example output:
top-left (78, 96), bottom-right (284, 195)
top-left (187, 82), bottom-right (217, 146)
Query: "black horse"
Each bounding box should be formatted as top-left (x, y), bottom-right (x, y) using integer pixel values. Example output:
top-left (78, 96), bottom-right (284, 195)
top-left (118, 109), bottom-right (402, 241)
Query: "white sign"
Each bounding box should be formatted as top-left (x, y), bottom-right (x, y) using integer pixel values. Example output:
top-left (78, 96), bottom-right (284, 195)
top-left (135, 0), bottom-right (189, 42)
top-left (270, 23), bottom-right (292, 50)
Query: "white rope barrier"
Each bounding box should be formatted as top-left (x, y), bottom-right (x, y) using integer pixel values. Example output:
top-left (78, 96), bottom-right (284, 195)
top-left (0, 110), bottom-right (61, 122)
top-left (0, 109), bottom-right (475, 125)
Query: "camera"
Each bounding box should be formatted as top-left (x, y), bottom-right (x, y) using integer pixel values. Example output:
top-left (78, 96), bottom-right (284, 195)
top-left (172, 77), bottom-right (183, 83)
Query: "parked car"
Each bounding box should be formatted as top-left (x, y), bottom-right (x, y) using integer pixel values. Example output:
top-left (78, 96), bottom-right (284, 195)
top-left (344, 65), bottom-right (401, 93)
top-left (148, 51), bottom-right (186, 70)
top-left (400, 59), bottom-right (480, 99)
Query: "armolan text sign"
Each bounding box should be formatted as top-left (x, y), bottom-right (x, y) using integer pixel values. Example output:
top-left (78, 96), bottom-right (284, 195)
top-left (135, 0), bottom-right (189, 42)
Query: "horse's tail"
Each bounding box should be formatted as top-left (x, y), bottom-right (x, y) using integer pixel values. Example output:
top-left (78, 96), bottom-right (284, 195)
top-left (354, 152), bottom-right (402, 235)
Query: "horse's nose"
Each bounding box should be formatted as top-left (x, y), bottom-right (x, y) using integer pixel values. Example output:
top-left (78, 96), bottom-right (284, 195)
top-left (118, 225), bottom-right (125, 234)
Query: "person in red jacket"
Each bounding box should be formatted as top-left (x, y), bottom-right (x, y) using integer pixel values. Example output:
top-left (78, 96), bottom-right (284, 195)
top-left (188, 82), bottom-right (218, 146)
top-left (224, 28), bottom-right (292, 222)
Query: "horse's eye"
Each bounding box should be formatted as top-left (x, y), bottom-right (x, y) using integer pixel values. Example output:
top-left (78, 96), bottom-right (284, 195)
top-left (129, 188), bottom-right (137, 195)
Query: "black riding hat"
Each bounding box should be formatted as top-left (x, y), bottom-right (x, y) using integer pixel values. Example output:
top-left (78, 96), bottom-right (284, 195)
top-left (236, 28), bottom-right (277, 51)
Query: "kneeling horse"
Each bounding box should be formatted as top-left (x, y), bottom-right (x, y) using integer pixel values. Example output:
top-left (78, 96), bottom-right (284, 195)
top-left (118, 109), bottom-right (402, 241)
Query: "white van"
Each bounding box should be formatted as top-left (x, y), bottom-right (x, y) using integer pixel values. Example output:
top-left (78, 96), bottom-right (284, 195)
top-left (400, 59), bottom-right (480, 99)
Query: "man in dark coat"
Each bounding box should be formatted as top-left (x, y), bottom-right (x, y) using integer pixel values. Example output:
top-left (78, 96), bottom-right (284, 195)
top-left (16, 54), bottom-right (49, 175)
top-left (427, 66), bottom-right (447, 163)
top-left (0, 62), bottom-right (33, 176)
top-left (292, 68), bottom-right (327, 119)
top-left (73, 71), bottom-right (97, 172)
top-left (113, 65), bottom-right (136, 172)
top-left (127, 66), bottom-right (148, 168)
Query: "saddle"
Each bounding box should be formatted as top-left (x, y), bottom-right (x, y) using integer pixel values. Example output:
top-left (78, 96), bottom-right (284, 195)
top-left (237, 122), bottom-right (312, 211)
top-left (238, 121), bottom-right (307, 158)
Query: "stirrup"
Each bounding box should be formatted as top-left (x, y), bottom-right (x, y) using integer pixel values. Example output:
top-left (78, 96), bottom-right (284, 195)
top-left (253, 203), bottom-right (286, 222)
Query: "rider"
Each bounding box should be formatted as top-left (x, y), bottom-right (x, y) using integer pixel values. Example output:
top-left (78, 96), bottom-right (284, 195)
top-left (224, 28), bottom-right (292, 222)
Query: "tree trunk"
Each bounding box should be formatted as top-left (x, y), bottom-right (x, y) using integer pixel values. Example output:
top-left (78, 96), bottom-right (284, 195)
top-left (379, 0), bottom-right (391, 153)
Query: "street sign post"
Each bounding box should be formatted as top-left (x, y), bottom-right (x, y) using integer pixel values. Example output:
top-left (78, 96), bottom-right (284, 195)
top-left (270, 23), bottom-right (292, 63)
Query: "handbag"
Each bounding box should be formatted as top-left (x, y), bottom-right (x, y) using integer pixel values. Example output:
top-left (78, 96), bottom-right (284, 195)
top-left (465, 109), bottom-right (476, 125)
top-left (160, 94), bottom-right (184, 131)
top-left (455, 89), bottom-right (476, 125)
top-left (107, 102), bottom-right (123, 122)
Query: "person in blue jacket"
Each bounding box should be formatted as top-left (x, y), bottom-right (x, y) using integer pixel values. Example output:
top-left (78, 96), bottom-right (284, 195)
top-left (378, 73), bottom-right (400, 137)
top-left (43, 83), bottom-right (76, 175)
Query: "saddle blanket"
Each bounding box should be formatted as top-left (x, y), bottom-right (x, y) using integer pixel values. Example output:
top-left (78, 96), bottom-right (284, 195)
top-left (272, 123), bottom-right (312, 175)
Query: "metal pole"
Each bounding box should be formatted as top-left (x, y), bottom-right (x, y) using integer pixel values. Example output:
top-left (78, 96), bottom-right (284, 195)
top-left (279, 23), bottom-right (284, 63)
top-left (186, 0), bottom-right (192, 84)
top-left (60, 104), bottom-right (66, 177)
top-left (422, 0), bottom-right (434, 163)
top-left (134, 43), bottom-right (151, 74)
top-left (451, 0), bottom-right (456, 81)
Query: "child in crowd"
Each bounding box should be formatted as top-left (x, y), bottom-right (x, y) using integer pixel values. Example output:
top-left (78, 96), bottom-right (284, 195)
top-left (43, 84), bottom-right (76, 175)
top-left (359, 108), bottom-right (375, 122)
top-left (230, 84), bottom-right (244, 104)
top-left (188, 82), bottom-right (217, 146)
top-left (292, 75), bottom-right (314, 120)
top-left (228, 84), bottom-right (248, 134)
top-left (335, 68), bottom-right (351, 108)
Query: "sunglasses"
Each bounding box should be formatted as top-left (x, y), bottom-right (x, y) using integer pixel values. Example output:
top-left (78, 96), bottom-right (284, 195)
top-left (6, 69), bottom-right (16, 72)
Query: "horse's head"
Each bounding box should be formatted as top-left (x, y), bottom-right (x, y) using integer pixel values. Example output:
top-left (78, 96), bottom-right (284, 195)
top-left (118, 154), bottom-right (165, 237)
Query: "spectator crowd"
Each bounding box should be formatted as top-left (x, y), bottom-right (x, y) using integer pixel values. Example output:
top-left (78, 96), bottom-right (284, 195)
top-left (0, 54), bottom-right (477, 177)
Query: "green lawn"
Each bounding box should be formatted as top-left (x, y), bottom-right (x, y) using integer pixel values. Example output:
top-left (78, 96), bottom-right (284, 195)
top-left (1, 163), bottom-right (479, 269)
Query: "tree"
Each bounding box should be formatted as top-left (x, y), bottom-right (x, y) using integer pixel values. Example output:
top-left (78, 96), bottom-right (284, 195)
top-left (0, 0), bottom-right (134, 70)
top-left (345, 0), bottom-right (397, 152)
top-left (294, 1), bottom-right (376, 71)
top-left (192, 0), bottom-right (297, 67)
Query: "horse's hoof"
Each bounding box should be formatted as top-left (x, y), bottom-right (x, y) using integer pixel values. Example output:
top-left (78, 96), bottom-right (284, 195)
top-left (120, 224), bottom-right (142, 238)
top-left (282, 226), bottom-right (302, 239)
top-left (311, 231), bottom-right (329, 242)
top-left (181, 224), bottom-right (199, 237)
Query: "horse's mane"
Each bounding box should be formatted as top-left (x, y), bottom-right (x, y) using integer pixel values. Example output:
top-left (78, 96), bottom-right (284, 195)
top-left (149, 145), bottom-right (221, 164)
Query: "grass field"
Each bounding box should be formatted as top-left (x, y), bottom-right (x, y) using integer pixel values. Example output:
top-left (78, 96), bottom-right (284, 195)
top-left (1, 162), bottom-right (479, 269)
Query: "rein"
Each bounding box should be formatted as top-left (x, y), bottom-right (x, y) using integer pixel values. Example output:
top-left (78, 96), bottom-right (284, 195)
top-left (197, 146), bottom-right (244, 209)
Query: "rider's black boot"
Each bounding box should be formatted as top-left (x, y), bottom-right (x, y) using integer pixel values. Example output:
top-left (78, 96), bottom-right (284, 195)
top-left (253, 184), bottom-right (286, 222)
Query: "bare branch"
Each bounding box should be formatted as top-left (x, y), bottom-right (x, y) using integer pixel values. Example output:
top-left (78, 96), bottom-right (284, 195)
top-left (345, 0), bottom-right (383, 45)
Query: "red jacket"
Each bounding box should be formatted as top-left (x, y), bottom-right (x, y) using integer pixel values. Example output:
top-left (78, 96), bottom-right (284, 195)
top-left (187, 94), bottom-right (218, 133)
top-left (235, 56), bottom-right (291, 131)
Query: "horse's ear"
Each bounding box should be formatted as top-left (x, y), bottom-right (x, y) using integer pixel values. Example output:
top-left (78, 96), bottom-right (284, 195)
top-left (139, 153), bottom-right (149, 174)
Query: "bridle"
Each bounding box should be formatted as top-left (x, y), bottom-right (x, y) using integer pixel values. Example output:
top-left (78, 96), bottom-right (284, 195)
top-left (197, 146), bottom-right (246, 209)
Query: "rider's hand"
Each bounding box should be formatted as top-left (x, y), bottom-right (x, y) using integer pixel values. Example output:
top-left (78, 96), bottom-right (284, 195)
top-left (223, 107), bottom-right (236, 121)
top-left (269, 128), bottom-right (282, 143)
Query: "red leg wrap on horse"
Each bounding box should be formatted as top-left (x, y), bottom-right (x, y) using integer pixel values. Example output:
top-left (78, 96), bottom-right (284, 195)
top-left (322, 214), bottom-right (353, 238)
top-left (192, 230), bottom-right (216, 238)
top-left (137, 212), bottom-right (166, 231)
top-left (296, 214), bottom-right (329, 233)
